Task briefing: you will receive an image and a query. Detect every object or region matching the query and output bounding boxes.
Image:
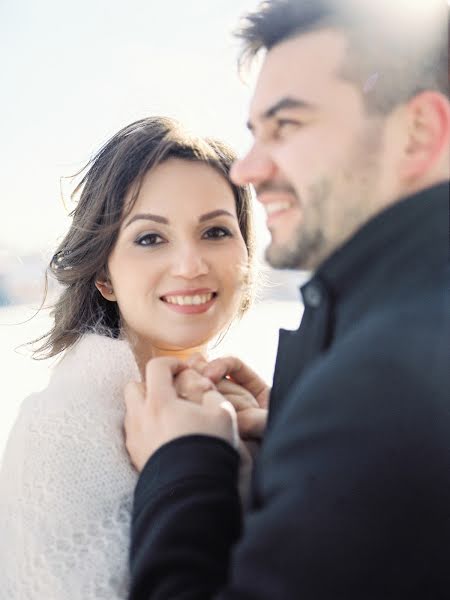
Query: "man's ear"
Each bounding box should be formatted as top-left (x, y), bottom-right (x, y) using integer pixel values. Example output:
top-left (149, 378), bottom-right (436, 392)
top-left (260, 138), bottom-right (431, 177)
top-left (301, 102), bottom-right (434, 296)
top-left (399, 91), bottom-right (450, 183)
top-left (95, 277), bottom-right (117, 301)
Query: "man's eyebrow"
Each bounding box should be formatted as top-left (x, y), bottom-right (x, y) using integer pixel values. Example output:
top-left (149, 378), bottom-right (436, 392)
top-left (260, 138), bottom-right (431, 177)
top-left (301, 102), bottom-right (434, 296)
top-left (124, 209), bottom-right (234, 229)
top-left (247, 96), bottom-right (316, 131)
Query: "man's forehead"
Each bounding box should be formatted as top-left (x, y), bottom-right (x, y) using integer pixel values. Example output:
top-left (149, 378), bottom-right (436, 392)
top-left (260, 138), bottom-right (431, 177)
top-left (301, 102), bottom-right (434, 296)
top-left (248, 29), bottom-right (348, 120)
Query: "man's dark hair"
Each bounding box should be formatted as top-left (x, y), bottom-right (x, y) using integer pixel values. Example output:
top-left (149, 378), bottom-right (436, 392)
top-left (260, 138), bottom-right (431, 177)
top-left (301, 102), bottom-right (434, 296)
top-left (236, 0), bottom-right (449, 114)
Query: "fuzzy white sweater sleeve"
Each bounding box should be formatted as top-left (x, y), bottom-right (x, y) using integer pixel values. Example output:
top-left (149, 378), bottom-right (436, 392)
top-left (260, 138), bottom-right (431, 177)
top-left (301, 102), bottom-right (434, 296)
top-left (0, 334), bottom-right (141, 600)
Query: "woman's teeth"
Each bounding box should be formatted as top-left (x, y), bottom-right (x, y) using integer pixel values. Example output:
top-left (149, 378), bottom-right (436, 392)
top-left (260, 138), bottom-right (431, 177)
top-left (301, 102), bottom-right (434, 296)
top-left (163, 293), bottom-right (214, 306)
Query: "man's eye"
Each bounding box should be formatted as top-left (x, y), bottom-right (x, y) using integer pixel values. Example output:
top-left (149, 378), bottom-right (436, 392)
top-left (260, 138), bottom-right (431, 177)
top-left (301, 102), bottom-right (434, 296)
top-left (202, 227), bottom-right (232, 240)
top-left (135, 233), bottom-right (165, 246)
top-left (273, 119), bottom-right (301, 136)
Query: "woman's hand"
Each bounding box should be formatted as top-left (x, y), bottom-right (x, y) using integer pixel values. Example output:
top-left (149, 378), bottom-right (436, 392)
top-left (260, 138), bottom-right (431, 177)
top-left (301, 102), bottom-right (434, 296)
top-left (187, 354), bottom-right (270, 441)
top-left (215, 378), bottom-right (267, 440)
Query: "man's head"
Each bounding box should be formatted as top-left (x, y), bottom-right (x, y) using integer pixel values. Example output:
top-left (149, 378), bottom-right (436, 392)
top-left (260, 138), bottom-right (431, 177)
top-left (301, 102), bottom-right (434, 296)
top-left (231, 0), bottom-right (450, 270)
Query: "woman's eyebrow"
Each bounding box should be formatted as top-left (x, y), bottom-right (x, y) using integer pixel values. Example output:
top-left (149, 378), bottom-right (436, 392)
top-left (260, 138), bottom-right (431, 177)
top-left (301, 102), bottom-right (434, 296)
top-left (198, 209), bottom-right (235, 223)
top-left (124, 214), bottom-right (168, 228)
top-left (125, 209), bottom-right (234, 229)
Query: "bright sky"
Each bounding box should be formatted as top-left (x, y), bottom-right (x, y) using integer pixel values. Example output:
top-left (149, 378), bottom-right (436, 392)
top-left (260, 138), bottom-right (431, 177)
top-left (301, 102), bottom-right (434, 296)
top-left (3, 0), bottom-right (441, 257)
top-left (0, 0), bottom-right (266, 256)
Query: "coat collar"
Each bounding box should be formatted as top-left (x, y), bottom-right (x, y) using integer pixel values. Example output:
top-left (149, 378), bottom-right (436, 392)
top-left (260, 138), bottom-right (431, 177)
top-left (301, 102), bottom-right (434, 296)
top-left (269, 182), bottom-right (448, 423)
top-left (311, 182), bottom-right (449, 301)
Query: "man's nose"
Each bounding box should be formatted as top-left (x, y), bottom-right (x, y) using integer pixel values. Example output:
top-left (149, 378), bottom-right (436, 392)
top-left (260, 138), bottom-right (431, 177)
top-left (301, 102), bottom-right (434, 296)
top-left (230, 144), bottom-right (276, 187)
top-left (170, 244), bottom-right (209, 279)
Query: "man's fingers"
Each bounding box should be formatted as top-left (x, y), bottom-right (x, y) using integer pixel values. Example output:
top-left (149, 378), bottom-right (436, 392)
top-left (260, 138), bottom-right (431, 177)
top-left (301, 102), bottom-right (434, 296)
top-left (144, 357), bottom-right (187, 409)
top-left (125, 380), bottom-right (145, 399)
top-left (124, 381), bottom-right (146, 413)
top-left (123, 381), bottom-right (147, 470)
top-left (204, 356), bottom-right (269, 408)
top-left (175, 368), bottom-right (214, 404)
top-left (145, 356), bottom-right (187, 384)
top-left (237, 408), bottom-right (268, 440)
top-left (202, 390), bottom-right (240, 450)
top-left (201, 388), bottom-right (228, 409)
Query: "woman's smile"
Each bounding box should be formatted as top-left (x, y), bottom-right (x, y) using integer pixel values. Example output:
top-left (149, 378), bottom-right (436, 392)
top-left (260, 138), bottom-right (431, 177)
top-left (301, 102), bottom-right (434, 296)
top-left (105, 158), bottom-right (249, 364)
top-left (160, 288), bottom-right (218, 314)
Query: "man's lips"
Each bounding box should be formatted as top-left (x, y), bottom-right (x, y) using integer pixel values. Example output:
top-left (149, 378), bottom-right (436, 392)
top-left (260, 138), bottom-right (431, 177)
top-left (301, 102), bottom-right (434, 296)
top-left (257, 193), bottom-right (297, 225)
top-left (265, 200), bottom-right (293, 215)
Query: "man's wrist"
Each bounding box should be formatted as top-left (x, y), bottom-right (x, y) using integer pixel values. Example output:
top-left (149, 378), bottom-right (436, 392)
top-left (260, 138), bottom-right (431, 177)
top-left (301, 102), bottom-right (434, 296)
top-left (134, 434), bottom-right (240, 519)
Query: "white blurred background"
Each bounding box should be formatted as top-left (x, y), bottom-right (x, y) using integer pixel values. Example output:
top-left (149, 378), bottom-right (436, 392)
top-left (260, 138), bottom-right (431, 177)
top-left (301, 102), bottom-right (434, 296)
top-left (0, 0), bottom-right (306, 457)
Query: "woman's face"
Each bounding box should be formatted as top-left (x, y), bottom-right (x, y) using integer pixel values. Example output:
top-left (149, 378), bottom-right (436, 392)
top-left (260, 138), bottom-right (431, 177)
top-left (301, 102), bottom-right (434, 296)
top-left (103, 158), bottom-right (249, 361)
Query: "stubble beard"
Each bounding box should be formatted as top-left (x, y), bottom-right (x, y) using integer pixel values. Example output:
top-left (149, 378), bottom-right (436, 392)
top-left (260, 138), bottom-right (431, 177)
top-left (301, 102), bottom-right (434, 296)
top-left (265, 179), bottom-right (329, 270)
top-left (265, 122), bottom-right (384, 271)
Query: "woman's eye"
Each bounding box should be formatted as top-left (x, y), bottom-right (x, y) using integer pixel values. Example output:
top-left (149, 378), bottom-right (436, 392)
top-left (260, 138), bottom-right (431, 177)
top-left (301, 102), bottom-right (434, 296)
top-left (135, 233), bottom-right (165, 247)
top-left (202, 226), bottom-right (232, 240)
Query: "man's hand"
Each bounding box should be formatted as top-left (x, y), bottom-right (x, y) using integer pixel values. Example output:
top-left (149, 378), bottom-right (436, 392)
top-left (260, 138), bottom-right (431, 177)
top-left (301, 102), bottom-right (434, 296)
top-left (124, 357), bottom-right (239, 472)
top-left (174, 365), bottom-right (215, 404)
top-left (199, 356), bottom-right (271, 440)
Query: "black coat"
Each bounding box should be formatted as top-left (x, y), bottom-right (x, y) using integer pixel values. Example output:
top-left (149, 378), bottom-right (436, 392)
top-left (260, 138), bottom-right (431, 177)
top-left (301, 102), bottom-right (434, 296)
top-left (129, 183), bottom-right (450, 600)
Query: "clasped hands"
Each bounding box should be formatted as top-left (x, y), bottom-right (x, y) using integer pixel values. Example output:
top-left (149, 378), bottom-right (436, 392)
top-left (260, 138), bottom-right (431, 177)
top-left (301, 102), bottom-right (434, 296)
top-left (124, 355), bottom-right (269, 472)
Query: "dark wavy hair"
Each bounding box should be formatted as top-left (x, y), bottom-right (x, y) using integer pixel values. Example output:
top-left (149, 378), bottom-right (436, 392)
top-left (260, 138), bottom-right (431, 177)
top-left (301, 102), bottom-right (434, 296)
top-left (34, 117), bottom-right (255, 358)
top-left (236, 0), bottom-right (449, 114)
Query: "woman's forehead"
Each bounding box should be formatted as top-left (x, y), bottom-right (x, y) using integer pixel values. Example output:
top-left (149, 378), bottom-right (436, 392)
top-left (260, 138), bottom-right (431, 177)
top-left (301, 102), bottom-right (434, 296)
top-left (126, 159), bottom-right (237, 217)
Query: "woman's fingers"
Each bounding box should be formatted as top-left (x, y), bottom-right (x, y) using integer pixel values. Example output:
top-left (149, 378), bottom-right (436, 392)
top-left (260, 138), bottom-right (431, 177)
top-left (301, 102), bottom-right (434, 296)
top-left (185, 353), bottom-right (209, 373)
top-left (215, 378), bottom-right (259, 410)
top-left (203, 356), bottom-right (270, 408)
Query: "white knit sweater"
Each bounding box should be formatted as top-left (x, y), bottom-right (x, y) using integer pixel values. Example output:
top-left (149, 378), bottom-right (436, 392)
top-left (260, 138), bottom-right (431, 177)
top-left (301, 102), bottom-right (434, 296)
top-left (0, 334), bottom-right (141, 599)
top-left (0, 333), bottom-right (254, 599)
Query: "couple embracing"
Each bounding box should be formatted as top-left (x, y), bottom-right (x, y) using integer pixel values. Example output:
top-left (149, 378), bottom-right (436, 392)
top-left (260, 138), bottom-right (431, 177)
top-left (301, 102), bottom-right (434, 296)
top-left (1, 1), bottom-right (449, 598)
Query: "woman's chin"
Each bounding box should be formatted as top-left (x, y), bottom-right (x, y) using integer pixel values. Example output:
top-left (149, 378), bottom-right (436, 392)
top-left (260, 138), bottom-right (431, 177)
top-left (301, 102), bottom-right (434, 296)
top-left (148, 336), bottom-right (212, 358)
top-left (127, 322), bottom-right (229, 363)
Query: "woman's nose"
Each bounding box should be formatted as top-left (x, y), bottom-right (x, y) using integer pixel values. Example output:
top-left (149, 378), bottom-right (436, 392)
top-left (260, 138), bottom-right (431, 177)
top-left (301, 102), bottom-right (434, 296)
top-left (230, 144), bottom-right (276, 187)
top-left (170, 244), bottom-right (209, 279)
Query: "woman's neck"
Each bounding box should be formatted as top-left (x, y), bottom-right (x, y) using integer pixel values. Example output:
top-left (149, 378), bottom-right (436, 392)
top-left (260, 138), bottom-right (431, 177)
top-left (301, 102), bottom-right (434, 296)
top-left (134, 342), bottom-right (208, 378)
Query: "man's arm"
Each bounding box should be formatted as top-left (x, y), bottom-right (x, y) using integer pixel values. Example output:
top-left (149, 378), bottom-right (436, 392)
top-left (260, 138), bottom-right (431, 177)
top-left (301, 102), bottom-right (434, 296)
top-left (127, 346), bottom-right (450, 599)
top-left (130, 436), bottom-right (241, 600)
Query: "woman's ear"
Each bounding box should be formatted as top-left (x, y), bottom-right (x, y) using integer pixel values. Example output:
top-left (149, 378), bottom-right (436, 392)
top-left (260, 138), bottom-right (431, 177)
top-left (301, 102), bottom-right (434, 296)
top-left (95, 278), bottom-right (117, 301)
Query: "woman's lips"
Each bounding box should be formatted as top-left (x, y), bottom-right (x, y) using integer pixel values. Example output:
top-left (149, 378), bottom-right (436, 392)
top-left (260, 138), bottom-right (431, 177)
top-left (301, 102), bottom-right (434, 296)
top-left (160, 290), bottom-right (217, 315)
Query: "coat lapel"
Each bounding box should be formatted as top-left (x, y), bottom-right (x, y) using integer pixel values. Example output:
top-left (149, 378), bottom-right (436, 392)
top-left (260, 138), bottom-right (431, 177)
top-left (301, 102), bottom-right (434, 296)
top-left (268, 287), bottom-right (332, 428)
